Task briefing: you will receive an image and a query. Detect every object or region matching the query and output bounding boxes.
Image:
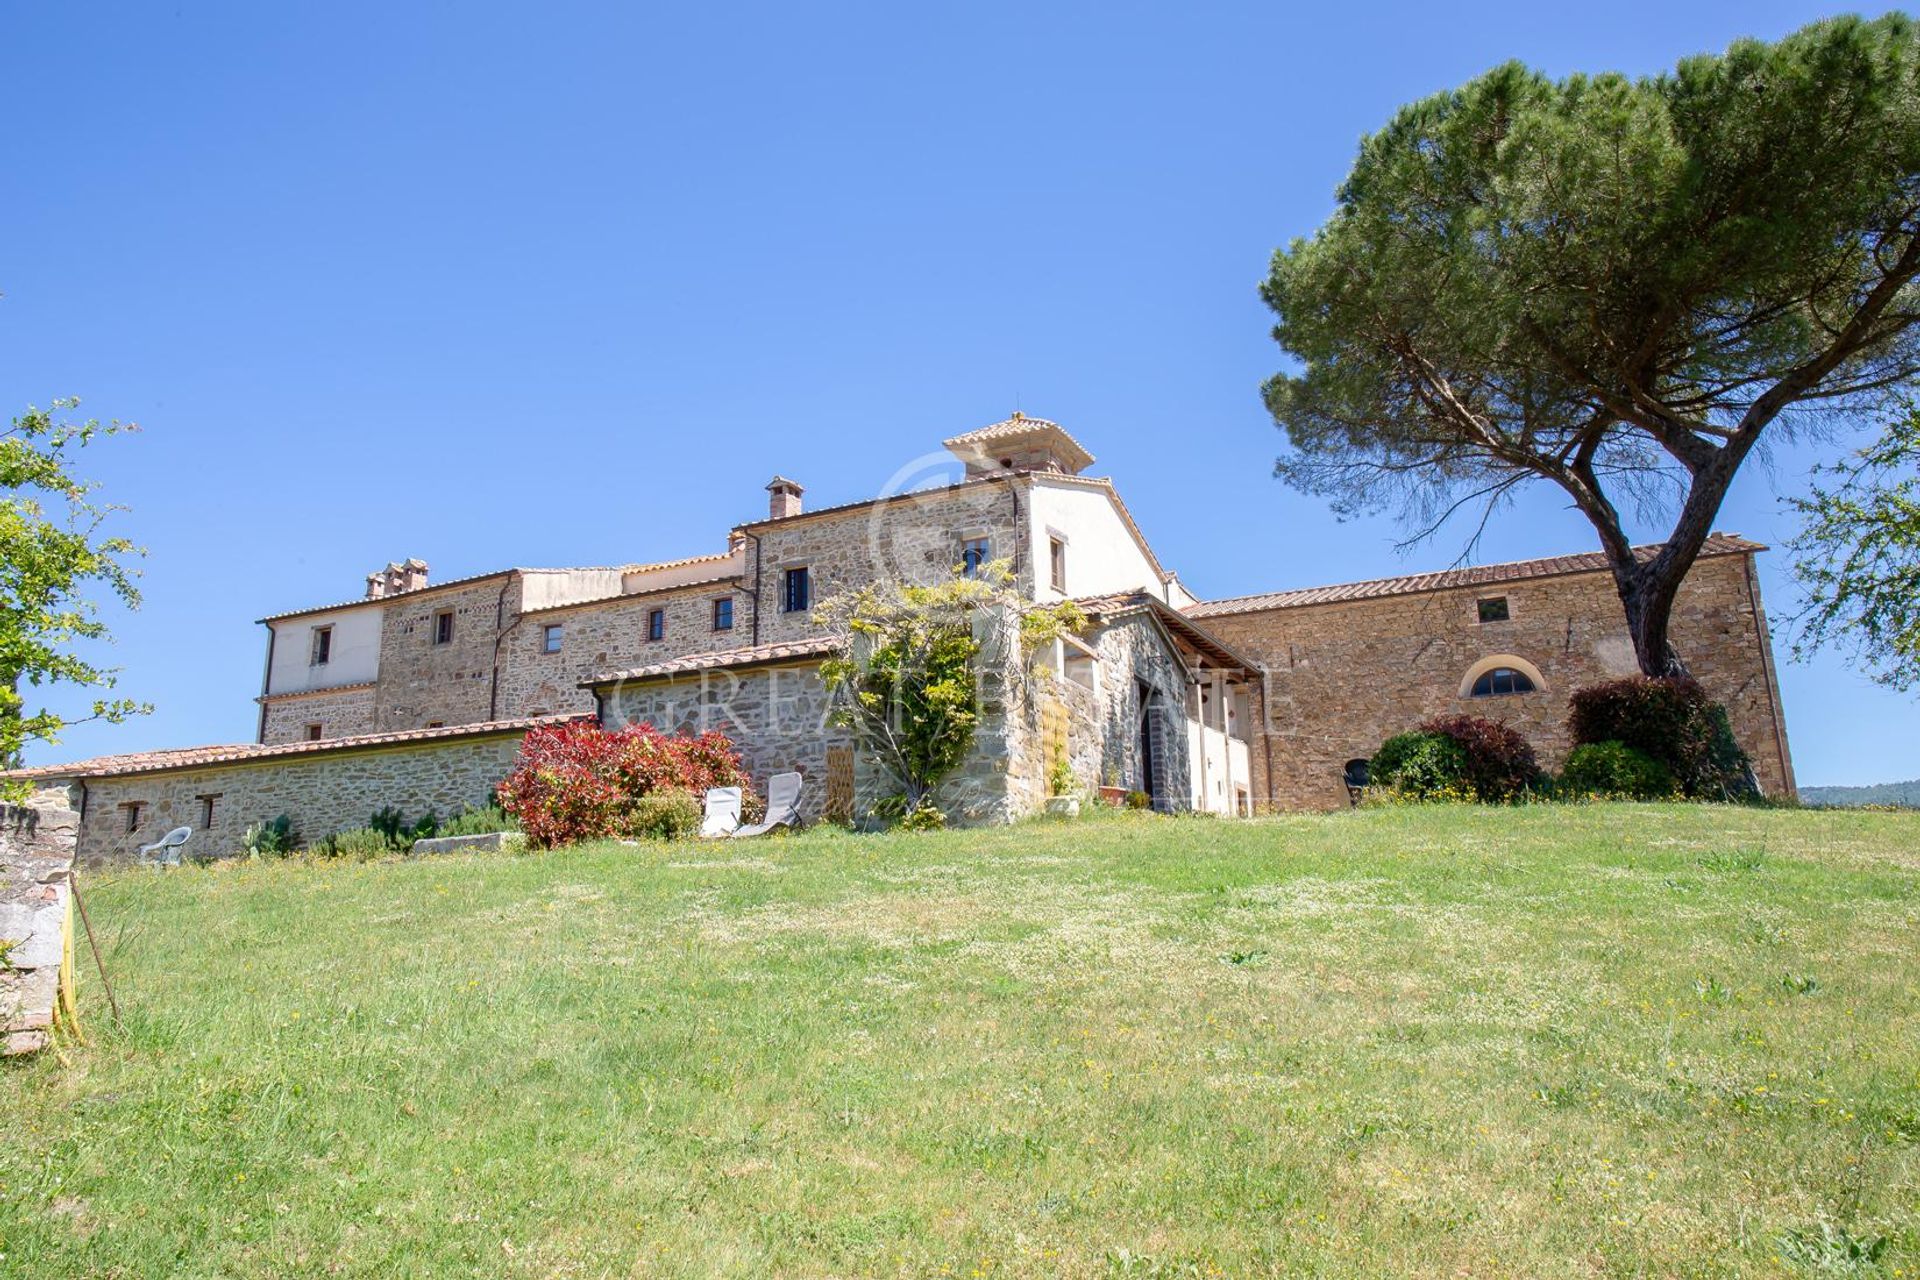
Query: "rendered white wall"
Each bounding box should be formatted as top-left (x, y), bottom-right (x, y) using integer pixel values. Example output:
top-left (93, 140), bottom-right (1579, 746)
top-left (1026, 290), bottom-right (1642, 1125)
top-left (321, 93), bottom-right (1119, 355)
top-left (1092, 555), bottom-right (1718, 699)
top-left (266, 604), bottom-right (383, 694)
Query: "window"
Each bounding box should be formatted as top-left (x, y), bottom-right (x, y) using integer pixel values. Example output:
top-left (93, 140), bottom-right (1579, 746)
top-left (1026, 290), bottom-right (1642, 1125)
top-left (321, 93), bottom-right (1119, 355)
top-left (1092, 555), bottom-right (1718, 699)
top-left (783, 566), bottom-right (811, 614)
top-left (713, 597), bottom-right (734, 631)
top-left (647, 608), bottom-right (665, 642)
top-left (1477, 596), bottom-right (1511, 623)
top-left (120, 802), bottom-right (143, 834)
top-left (305, 722), bottom-right (324, 741)
top-left (543, 624), bottom-right (564, 654)
top-left (433, 609), bottom-right (454, 645)
top-left (310, 626), bottom-right (332, 665)
top-left (1470, 667), bottom-right (1536, 697)
top-left (427, 720), bottom-right (445, 729)
top-left (196, 793), bottom-right (221, 830)
top-left (1049, 537), bottom-right (1067, 593)
top-left (960, 536), bottom-right (991, 578)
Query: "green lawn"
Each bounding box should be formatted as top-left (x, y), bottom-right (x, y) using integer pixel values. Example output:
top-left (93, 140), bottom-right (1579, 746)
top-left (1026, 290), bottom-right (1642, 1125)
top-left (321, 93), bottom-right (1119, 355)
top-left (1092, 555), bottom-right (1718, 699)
top-left (2, 805), bottom-right (1917, 1278)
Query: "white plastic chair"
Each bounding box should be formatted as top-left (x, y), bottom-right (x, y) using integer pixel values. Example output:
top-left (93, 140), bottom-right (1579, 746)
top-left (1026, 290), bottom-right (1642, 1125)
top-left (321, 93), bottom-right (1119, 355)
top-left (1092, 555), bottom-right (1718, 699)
top-left (731, 772), bottom-right (803, 838)
top-left (699, 787), bottom-right (742, 838)
top-left (139, 826), bottom-right (193, 867)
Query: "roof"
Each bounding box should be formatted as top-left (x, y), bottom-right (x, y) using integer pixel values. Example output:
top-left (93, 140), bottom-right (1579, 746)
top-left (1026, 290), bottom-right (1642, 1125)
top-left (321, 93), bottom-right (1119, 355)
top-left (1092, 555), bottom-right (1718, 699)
top-left (581, 637), bottom-right (839, 687)
top-left (257, 680), bottom-right (378, 704)
top-left (257, 567), bottom-right (519, 623)
top-left (1073, 589), bottom-right (1262, 675)
top-left (2, 714), bottom-right (584, 782)
top-left (1033, 471), bottom-right (1172, 587)
top-left (1184, 534), bottom-right (1768, 620)
top-left (943, 413), bottom-right (1096, 473)
top-left (258, 552), bottom-right (735, 625)
top-left (732, 469), bottom-right (1020, 532)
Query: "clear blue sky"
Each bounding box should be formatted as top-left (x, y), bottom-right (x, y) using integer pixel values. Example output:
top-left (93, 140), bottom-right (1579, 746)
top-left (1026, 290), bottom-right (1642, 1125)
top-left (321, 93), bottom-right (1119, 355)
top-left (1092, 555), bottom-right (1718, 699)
top-left (3, 2), bottom-right (1912, 785)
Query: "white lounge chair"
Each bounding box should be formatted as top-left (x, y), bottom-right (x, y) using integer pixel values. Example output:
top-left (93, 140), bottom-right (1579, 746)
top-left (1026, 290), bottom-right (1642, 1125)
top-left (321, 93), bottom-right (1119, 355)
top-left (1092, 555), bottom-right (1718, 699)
top-left (139, 826), bottom-right (193, 867)
top-left (731, 772), bottom-right (803, 838)
top-left (699, 786), bottom-right (742, 838)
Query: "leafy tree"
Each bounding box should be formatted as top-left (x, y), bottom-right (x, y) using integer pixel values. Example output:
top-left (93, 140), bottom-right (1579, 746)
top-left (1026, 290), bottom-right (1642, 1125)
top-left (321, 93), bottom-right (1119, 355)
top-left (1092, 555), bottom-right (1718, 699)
top-left (1261, 15), bottom-right (1920, 675)
top-left (816, 560), bottom-right (1082, 826)
top-left (1, 400), bottom-right (147, 786)
top-left (1788, 396), bottom-right (1920, 690)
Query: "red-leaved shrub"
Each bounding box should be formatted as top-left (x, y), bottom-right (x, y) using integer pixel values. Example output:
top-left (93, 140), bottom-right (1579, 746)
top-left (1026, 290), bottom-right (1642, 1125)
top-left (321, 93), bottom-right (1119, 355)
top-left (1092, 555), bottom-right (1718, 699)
top-left (1418, 714), bottom-right (1542, 802)
top-left (495, 721), bottom-right (759, 848)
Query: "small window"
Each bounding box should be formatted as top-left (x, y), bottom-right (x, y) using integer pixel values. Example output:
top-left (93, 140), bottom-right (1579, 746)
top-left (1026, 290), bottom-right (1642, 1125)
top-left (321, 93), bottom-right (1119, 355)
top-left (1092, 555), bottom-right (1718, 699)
top-left (120, 802), bottom-right (143, 834)
top-left (1049, 537), bottom-right (1067, 593)
top-left (433, 609), bottom-right (454, 645)
top-left (1470, 667), bottom-right (1536, 697)
top-left (783, 566), bottom-right (811, 614)
top-left (427, 721), bottom-right (444, 729)
top-left (713, 598), bottom-right (734, 631)
top-left (1477, 596), bottom-right (1510, 623)
top-left (305, 722), bottom-right (324, 741)
top-left (960, 536), bottom-right (991, 578)
top-left (647, 608), bottom-right (665, 642)
top-left (196, 793), bottom-right (221, 830)
top-left (310, 626), bottom-right (332, 665)
top-left (543, 623), bottom-right (563, 654)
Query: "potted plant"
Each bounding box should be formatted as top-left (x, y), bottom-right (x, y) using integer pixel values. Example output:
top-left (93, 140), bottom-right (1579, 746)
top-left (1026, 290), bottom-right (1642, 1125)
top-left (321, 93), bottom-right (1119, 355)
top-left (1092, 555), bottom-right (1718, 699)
top-left (1045, 752), bottom-right (1081, 818)
top-left (1097, 764), bottom-right (1126, 808)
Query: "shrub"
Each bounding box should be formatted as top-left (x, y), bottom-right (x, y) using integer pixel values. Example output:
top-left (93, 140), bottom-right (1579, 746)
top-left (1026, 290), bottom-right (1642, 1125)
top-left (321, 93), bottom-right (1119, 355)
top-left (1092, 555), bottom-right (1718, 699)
top-left (1124, 790), bottom-right (1152, 810)
top-left (897, 800), bottom-right (947, 831)
top-left (370, 806), bottom-right (439, 850)
top-left (440, 804), bottom-right (517, 837)
top-left (1420, 715), bottom-right (1542, 802)
top-left (1568, 676), bottom-right (1755, 799)
top-left (495, 721), bottom-right (757, 848)
top-left (1560, 741), bottom-right (1677, 800)
top-left (1370, 731), bottom-right (1471, 800)
top-left (242, 815), bottom-right (297, 857)
top-left (629, 788), bottom-right (703, 840)
top-left (319, 827), bottom-right (396, 860)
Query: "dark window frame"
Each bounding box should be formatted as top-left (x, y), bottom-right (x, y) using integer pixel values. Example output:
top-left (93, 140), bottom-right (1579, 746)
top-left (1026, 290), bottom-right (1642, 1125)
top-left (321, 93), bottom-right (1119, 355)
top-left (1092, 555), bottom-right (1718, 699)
top-left (1476, 596), bottom-right (1511, 624)
top-left (1049, 537), bottom-right (1067, 593)
top-left (120, 801), bottom-right (143, 834)
top-left (1469, 666), bottom-right (1536, 698)
top-left (647, 608), bottom-right (666, 642)
top-left (542, 623), bottom-right (564, 654)
top-left (782, 566), bottom-right (811, 614)
top-left (960, 536), bottom-right (991, 578)
top-left (305, 722), bottom-right (324, 741)
top-left (432, 609), bottom-right (455, 645)
top-left (196, 793), bottom-right (221, 830)
top-left (310, 625), bottom-right (332, 665)
top-left (712, 597), bottom-right (734, 631)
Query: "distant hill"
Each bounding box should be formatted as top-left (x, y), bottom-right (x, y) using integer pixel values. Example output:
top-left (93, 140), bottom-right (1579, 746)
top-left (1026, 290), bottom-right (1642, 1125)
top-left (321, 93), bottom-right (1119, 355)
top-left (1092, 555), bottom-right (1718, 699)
top-left (1800, 779), bottom-right (1920, 808)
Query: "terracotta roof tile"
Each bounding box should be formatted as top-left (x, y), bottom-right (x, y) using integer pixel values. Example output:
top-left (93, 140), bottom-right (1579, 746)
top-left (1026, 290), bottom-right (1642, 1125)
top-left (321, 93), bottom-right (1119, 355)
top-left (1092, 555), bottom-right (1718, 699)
top-left (1184, 534), bottom-right (1766, 619)
top-left (3, 714), bottom-right (584, 782)
top-left (1071, 589), bottom-right (1261, 674)
top-left (941, 413), bottom-right (1096, 472)
top-left (582, 638), bottom-right (838, 687)
top-left (256, 680), bottom-right (378, 703)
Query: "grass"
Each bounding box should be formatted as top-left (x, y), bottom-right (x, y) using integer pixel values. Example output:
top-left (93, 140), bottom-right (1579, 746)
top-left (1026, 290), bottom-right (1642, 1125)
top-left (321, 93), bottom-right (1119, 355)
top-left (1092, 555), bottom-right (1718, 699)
top-left (2, 803), bottom-right (1917, 1277)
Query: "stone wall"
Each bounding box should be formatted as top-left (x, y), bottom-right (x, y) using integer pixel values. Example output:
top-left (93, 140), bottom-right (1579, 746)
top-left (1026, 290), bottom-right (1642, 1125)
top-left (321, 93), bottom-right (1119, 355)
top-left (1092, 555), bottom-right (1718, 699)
top-left (494, 582), bottom-right (750, 720)
top-left (70, 734), bottom-right (527, 864)
top-left (1, 784), bottom-right (79, 1055)
top-left (747, 480), bottom-right (1030, 647)
top-left (600, 662), bottom-right (845, 822)
top-left (1197, 551), bottom-right (1794, 811)
top-left (370, 577), bottom-right (516, 732)
top-left (259, 685), bottom-right (378, 744)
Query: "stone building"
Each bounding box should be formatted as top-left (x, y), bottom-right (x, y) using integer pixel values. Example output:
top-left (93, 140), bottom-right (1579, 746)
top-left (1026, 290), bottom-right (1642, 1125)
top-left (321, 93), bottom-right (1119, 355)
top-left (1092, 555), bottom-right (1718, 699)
top-left (6, 413), bottom-right (1794, 861)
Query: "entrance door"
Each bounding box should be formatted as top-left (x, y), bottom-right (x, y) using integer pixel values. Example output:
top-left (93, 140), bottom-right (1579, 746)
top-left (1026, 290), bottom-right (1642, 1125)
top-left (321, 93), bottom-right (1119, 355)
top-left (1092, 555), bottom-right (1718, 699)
top-left (1136, 680), bottom-right (1159, 808)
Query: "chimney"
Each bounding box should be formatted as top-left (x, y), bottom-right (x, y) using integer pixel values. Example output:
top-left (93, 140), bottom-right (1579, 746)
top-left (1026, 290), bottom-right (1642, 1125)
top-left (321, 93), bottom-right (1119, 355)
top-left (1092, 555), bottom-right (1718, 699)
top-left (766, 476), bottom-right (804, 521)
top-left (365, 558), bottom-right (431, 599)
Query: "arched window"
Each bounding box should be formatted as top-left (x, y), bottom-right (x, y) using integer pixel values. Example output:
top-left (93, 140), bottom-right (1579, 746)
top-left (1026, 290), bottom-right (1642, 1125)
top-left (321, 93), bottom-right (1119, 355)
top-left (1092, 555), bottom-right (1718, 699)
top-left (1470, 666), bottom-right (1536, 697)
top-left (1459, 655), bottom-right (1546, 699)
